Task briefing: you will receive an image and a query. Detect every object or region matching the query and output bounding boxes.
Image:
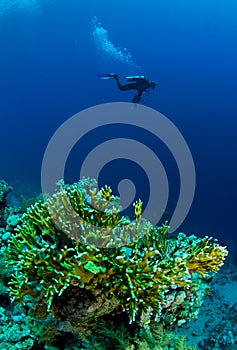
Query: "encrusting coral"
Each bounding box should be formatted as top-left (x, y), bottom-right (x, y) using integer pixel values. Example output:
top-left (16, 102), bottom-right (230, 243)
top-left (5, 177), bottom-right (228, 346)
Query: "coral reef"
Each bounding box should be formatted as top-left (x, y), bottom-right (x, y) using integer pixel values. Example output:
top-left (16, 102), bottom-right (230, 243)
top-left (0, 248), bottom-right (12, 297)
top-left (0, 181), bottom-right (36, 349)
top-left (0, 180), bottom-right (22, 233)
top-left (63, 320), bottom-right (197, 349)
top-left (0, 180), bottom-right (12, 206)
top-left (0, 181), bottom-right (20, 304)
top-left (180, 255), bottom-right (237, 349)
top-left (4, 177), bottom-right (228, 348)
top-left (0, 180), bottom-right (15, 228)
top-left (0, 305), bottom-right (35, 349)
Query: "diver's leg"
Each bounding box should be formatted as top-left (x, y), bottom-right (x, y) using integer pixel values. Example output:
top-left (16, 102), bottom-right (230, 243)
top-left (132, 91), bottom-right (143, 103)
top-left (132, 94), bottom-right (142, 103)
top-left (115, 77), bottom-right (136, 91)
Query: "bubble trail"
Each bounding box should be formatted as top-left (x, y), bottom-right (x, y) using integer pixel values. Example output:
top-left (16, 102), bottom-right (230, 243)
top-left (92, 16), bottom-right (137, 67)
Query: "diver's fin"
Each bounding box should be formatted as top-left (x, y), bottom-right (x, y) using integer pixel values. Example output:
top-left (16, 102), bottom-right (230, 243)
top-left (97, 72), bottom-right (117, 79)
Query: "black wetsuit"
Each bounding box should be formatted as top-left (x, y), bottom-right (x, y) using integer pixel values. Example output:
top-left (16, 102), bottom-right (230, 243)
top-left (114, 76), bottom-right (151, 103)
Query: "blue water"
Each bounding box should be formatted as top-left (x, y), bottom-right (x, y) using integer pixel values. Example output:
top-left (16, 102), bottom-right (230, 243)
top-left (0, 0), bottom-right (236, 250)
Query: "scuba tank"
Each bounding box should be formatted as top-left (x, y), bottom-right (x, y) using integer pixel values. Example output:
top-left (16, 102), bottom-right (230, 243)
top-left (126, 75), bottom-right (145, 82)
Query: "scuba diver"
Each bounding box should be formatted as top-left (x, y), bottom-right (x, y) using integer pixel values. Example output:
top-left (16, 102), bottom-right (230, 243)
top-left (97, 73), bottom-right (157, 103)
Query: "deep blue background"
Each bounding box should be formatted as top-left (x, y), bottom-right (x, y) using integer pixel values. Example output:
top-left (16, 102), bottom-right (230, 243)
top-left (0, 0), bottom-right (236, 251)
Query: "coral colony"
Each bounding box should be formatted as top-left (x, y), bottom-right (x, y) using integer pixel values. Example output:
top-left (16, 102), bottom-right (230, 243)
top-left (5, 177), bottom-right (228, 348)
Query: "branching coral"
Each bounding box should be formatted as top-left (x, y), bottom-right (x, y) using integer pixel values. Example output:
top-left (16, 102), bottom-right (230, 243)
top-left (6, 177), bottom-right (228, 335)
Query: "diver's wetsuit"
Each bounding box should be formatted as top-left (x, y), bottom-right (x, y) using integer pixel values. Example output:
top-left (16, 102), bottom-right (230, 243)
top-left (114, 75), bottom-right (151, 103)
